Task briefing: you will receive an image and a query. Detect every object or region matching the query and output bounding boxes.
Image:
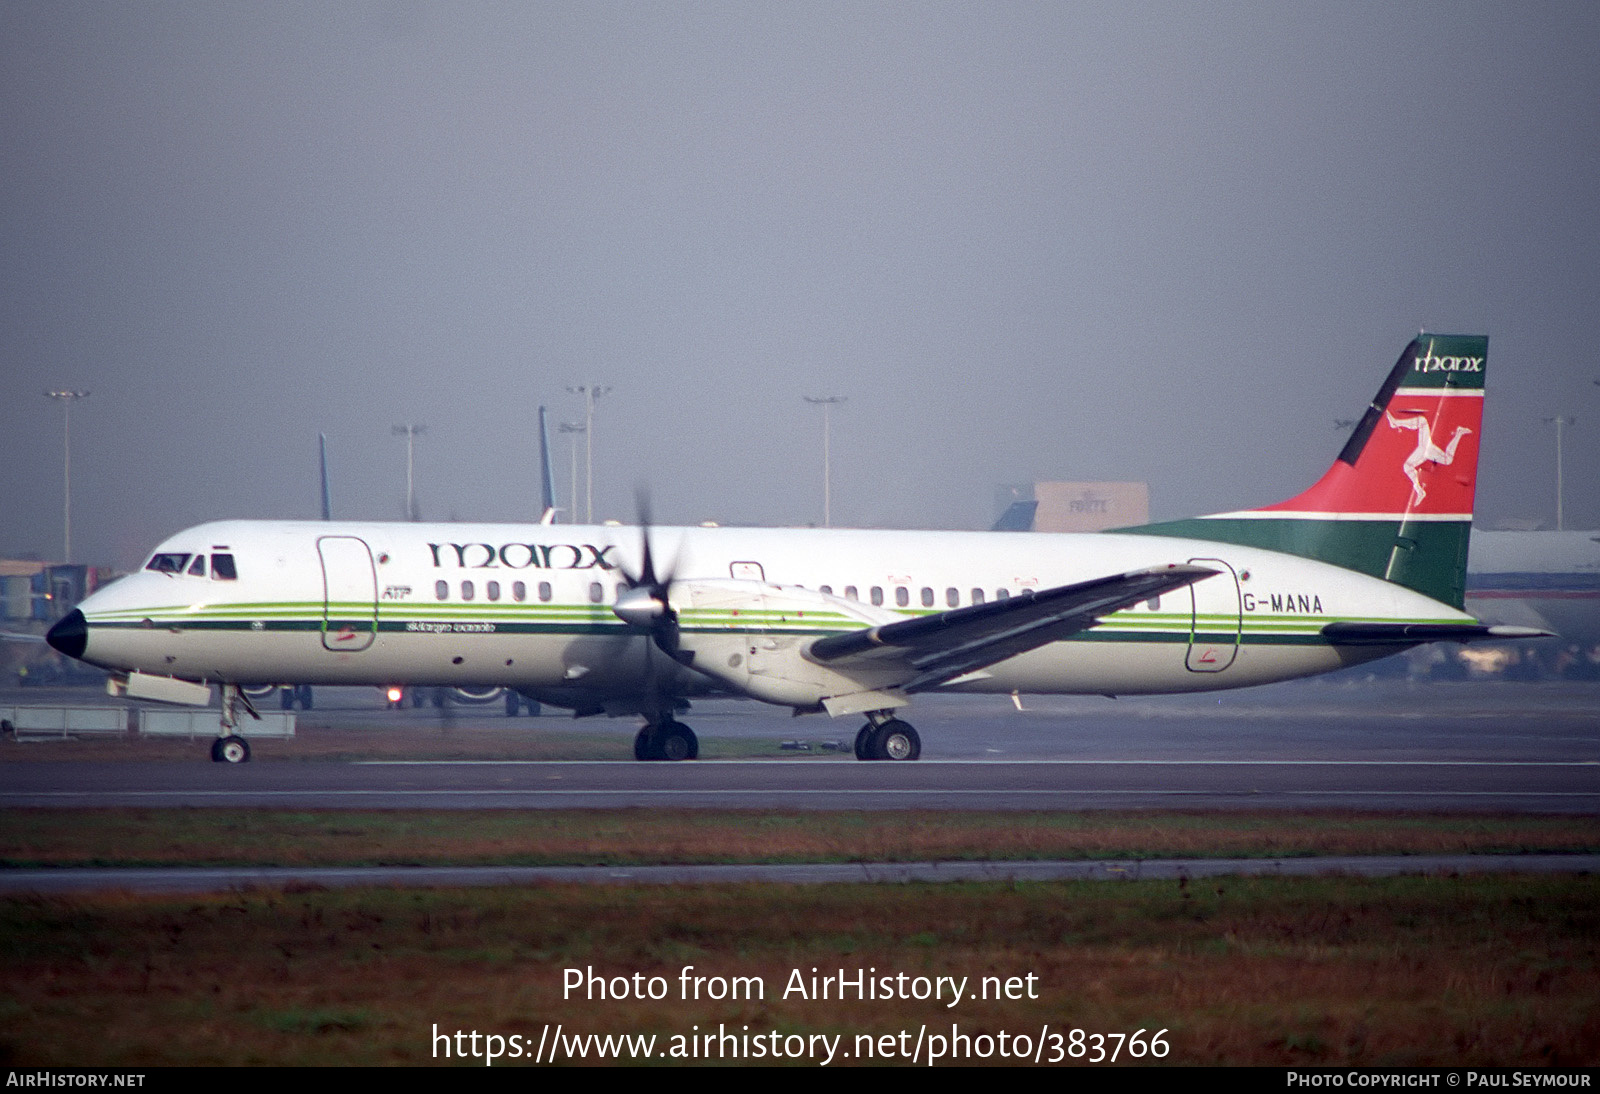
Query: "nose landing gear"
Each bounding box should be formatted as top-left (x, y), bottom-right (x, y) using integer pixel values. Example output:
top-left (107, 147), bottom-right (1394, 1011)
top-left (211, 684), bottom-right (256, 763)
top-left (210, 735), bottom-right (251, 764)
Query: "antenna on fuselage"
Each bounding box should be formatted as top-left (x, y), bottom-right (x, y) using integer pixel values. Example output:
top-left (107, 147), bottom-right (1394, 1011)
top-left (537, 404), bottom-right (559, 524)
top-left (319, 432), bottom-right (332, 521)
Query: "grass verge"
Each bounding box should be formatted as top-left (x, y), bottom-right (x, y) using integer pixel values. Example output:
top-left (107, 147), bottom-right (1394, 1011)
top-left (2, 874), bottom-right (1596, 1066)
top-left (3, 808), bottom-right (1598, 867)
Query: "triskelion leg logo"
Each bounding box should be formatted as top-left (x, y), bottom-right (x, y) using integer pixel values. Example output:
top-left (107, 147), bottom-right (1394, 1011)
top-left (1385, 411), bottom-right (1472, 505)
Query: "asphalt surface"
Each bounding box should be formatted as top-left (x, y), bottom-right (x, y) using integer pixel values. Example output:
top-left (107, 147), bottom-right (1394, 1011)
top-left (3, 676), bottom-right (1597, 813)
top-left (4, 855), bottom-right (1597, 894)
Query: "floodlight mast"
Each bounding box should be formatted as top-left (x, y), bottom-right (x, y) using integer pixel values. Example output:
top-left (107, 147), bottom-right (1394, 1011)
top-left (566, 384), bottom-right (610, 523)
top-left (804, 395), bottom-right (846, 527)
top-left (558, 421), bottom-right (585, 525)
top-left (392, 423), bottom-right (426, 521)
top-left (44, 390), bottom-right (89, 562)
top-left (1543, 415), bottom-right (1576, 531)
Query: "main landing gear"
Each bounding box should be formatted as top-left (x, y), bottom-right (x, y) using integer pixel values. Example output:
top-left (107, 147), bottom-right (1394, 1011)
top-left (853, 715), bottom-right (921, 761)
top-left (634, 718), bottom-right (699, 762)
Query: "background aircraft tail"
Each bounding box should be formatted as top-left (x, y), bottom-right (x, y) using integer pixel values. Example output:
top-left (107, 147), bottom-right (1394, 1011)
top-left (1121, 333), bottom-right (1487, 609)
top-left (991, 499), bottom-right (1038, 531)
top-left (318, 432), bottom-right (332, 521)
top-left (537, 405), bottom-right (558, 524)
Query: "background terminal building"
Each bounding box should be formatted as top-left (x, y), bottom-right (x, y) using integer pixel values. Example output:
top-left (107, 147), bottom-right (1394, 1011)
top-left (993, 482), bottom-right (1150, 534)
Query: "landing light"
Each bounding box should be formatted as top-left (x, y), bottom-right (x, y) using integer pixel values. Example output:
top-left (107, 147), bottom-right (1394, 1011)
top-left (386, 686), bottom-right (404, 703)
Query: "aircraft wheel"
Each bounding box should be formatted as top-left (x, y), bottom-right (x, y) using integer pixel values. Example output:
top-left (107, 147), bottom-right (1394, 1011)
top-left (657, 721), bottom-right (698, 762)
top-left (280, 687), bottom-right (296, 711)
top-left (214, 735), bottom-right (251, 764)
top-left (297, 685), bottom-right (313, 710)
top-left (854, 724), bottom-right (875, 761)
top-left (870, 719), bottom-right (920, 762)
top-left (634, 726), bottom-right (654, 761)
top-left (506, 692), bottom-right (521, 717)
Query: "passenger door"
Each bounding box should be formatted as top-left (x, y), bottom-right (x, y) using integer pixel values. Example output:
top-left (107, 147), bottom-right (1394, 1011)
top-left (1186, 556), bottom-right (1241, 672)
top-left (317, 536), bottom-right (378, 652)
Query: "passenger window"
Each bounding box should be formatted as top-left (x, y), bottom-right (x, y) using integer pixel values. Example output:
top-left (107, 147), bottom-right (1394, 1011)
top-left (435, 580), bottom-right (448, 600)
top-left (539, 581), bottom-right (553, 602)
top-left (1146, 596), bottom-right (1161, 611)
top-left (819, 585), bottom-right (832, 595)
top-left (487, 581), bottom-right (500, 601)
top-left (512, 581), bottom-right (526, 602)
top-left (870, 587), bottom-right (884, 606)
top-left (145, 553), bottom-right (190, 574)
top-left (211, 554), bottom-right (237, 580)
top-left (921, 587), bottom-right (935, 607)
top-left (844, 586), bottom-right (858, 601)
top-left (996, 588), bottom-right (1011, 600)
top-left (187, 556), bottom-right (206, 577)
top-left (946, 588), bottom-right (959, 608)
top-left (895, 587), bottom-right (909, 607)
top-left (461, 580), bottom-right (475, 601)
top-left (589, 582), bottom-right (603, 604)
top-left (970, 588), bottom-right (985, 605)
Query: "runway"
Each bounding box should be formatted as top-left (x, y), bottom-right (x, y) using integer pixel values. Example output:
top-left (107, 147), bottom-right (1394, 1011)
top-left (3, 677), bottom-right (1596, 812)
top-left (0, 674), bottom-right (1593, 812)
top-left (4, 756), bottom-right (1597, 811)
top-left (4, 855), bottom-right (1597, 894)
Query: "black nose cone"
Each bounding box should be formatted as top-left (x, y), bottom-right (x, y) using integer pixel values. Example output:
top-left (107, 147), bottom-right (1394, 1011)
top-left (46, 609), bottom-right (88, 661)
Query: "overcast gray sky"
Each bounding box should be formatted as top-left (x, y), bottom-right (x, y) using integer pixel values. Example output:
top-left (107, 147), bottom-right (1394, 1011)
top-left (5, 1), bottom-right (1598, 570)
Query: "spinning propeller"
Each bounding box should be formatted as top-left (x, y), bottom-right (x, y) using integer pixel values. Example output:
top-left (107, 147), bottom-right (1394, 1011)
top-left (611, 492), bottom-right (684, 661)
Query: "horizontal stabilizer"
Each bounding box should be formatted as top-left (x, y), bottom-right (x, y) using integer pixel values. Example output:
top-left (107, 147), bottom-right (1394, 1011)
top-left (1321, 621), bottom-right (1554, 645)
top-left (810, 564), bottom-right (1218, 692)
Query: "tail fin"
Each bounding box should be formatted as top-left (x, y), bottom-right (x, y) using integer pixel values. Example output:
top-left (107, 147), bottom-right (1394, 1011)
top-left (1122, 333), bottom-right (1486, 609)
top-left (319, 432), bottom-right (333, 521)
top-left (991, 499), bottom-right (1039, 532)
top-left (537, 405), bottom-right (558, 524)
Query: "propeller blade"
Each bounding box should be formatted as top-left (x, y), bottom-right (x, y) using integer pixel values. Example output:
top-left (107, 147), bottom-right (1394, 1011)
top-left (612, 489), bottom-right (681, 659)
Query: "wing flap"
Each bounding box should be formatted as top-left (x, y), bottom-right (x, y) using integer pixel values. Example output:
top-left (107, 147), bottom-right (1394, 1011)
top-left (808, 564), bottom-right (1218, 692)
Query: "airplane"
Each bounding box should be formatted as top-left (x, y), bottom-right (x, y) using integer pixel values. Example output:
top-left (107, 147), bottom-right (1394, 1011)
top-left (45, 332), bottom-right (1546, 764)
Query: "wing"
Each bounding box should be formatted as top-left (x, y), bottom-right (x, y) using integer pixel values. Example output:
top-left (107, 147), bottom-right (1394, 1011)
top-left (1, 630), bottom-right (46, 644)
top-left (808, 564), bottom-right (1218, 693)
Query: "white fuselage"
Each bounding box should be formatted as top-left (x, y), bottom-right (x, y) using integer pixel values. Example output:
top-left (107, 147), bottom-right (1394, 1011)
top-left (68, 519), bottom-right (1474, 712)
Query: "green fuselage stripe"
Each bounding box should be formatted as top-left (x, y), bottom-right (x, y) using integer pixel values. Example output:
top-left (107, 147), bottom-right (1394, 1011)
top-left (1120, 517), bottom-right (1470, 609)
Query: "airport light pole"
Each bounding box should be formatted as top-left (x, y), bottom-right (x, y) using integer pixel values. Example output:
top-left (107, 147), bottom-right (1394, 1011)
top-left (566, 385), bottom-right (610, 523)
top-left (559, 421), bottom-right (585, 524)
top-left (44, 390), bottom-right (89, 562)
top-left (804, 395), bottom-right (846, 527)
top-left (392, 423), bottom-right (426, 521)
top-left (1543, 415), bottom-right (1575, 531)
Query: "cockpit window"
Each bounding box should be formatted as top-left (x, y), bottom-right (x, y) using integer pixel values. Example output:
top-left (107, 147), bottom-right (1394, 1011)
top-left (211, 553), bottom-right (237, 580)
top-left (146, 553), bottom-right (191, 574)
top-left (187, 555), bottom-right (206, 577)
